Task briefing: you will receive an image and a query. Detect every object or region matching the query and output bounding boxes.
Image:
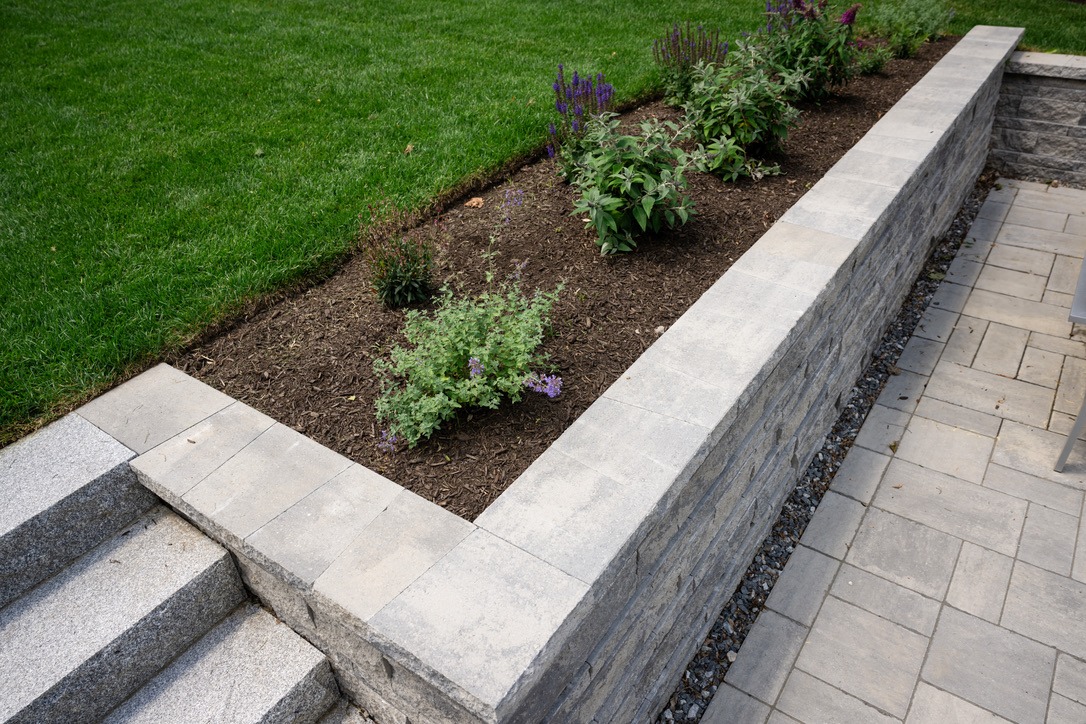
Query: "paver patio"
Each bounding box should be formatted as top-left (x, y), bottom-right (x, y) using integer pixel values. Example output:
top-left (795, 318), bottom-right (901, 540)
top-left (704, 178), bottom-right (1086, 724)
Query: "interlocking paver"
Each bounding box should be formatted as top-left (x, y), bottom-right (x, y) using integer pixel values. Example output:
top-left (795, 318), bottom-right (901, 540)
top-left (926, 360), bottom-right (1055, 427)
top-left (875, 460), bottom-right (1024, 555)
top-left (798, 492), bottom-right (866, 560)
top-left (893, 418), bottom-right (995, 484)
top-left (1028, 331), bottom-right (1086, 360)
top-left (846, 508), bottom-right (960, 599)
top-left (794, 597), bottom-right (927, 718)
top-left (1048, 255), bottom-right (1081, 295)
top-left (962, 288), bottom-right (1074, 337)
top-left (701, 684), bottom-right (770, 724)
top-left (1055, 356), bottom-right (1086, 417)
top-left (992, 420), bottom-right (1086, 490)
top-left (1048, 693), bottom-right (1086, 723)
top-left (905, 682), bottom-right (1012, 723)
top-left (915, 306), bottom-right (961, 344)
top-left (1017, 346), bottom-right (1064, 388)
top-left (830, 564), bottom-right (940, 636)
top-left (929, 281), bottom-right (972, 313)
top-left (974, 266), bottom-right (1047, 302)
top-left (1004, 205), bottom-right (1069, 232)
top-left (1068, 214), bottom-right (1086, 237)
top-left (946, 542), bottom-right (1013, 624)
top-left (829, 446), bottom-right (890, 504)
top-left (973, 322), bottom-right (1031, 376)
top-left (876, 369), bottom-right (927, 414)
top-left (853, 403), bottom-right (909, 453)
top-left (1075, 497), bottom-right (1086, 584)
top-left (977, 200), bottom-right (1011, 222)
top-left (765, 546), bottom-right (839, 628)
top-left (923, 607), bottom-right (1055, 724)
top-left (1012, 190), bottom-right (1086, 218)
top-left (1054, 654), bottom-right (1086, 706)
top-left (913, 397), bottom-right (1002, 437)
top-left (775, 670), bottom-right (897, 724)
top-left (723, 610), bottom-right (807, 705)
top-left (942, 315), bottom-right (988, 366)
top-left (1016, 503), bottom-right (1078, 576)
top-left (1002, 561), bottom-right (1086, 660)
top-left (897, 336), bottom-right (944, 376)
top-left (1044, 289), bottom-right (1074, 308)
top-left (996, 223), bottom-right (1085, 258)
top-left (947, 257), bottom-right (984, 288)
top-left (982, 463), bottom-right (1084, 515)
top-left (986, 244), bottom-right (1055, 276)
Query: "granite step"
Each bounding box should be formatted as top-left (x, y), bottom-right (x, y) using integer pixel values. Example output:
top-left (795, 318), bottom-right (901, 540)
top-left (105, 603), bottom-right (339, 723)
top-left (0, 506), bottom-right (245, 723)
top-left (0, 414), bottom-right (156, 609)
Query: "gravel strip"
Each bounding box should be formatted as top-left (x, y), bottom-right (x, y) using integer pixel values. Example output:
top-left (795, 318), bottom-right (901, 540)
top-left (656, 169), bottom-right (1001, 723)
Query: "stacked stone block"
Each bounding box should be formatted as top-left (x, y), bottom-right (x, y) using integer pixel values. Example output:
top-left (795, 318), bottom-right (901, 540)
top-left (991, 52), bottom-right (1086, 186)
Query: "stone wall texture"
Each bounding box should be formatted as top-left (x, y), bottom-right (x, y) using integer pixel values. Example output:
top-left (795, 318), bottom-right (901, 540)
top-left (991, 51), bottom-right (1086, 186)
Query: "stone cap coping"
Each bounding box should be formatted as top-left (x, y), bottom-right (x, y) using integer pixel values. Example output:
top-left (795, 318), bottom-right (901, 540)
top-left (1007, 51), bottom-right (1086, 81)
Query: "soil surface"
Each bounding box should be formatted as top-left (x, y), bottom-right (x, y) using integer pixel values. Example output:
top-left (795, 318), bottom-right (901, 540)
top-left (175, 39), bottom-right (954, 521)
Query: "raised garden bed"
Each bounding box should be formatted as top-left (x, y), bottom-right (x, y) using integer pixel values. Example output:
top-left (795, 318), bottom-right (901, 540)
top-left (68, 25), bottom-right (1025, 724)
top-left (174, 39), bottom-right (955, 521)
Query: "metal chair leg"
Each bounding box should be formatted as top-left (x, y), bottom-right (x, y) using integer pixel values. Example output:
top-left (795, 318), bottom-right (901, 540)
top-left (1055, 389), bottom-right (1086, 471)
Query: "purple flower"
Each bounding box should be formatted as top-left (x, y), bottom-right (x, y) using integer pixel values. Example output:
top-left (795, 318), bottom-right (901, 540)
top-left (839, 3), bottom-right (860, 25)
top-left (546, 144), bottom-right (555, 158)
top-left (377, 429), bottom-right (400, 453)
top-left (468, 357), bottom-right (484, 378)
top-left (525, 373), bottom-right (562, 399)
top-left (548, 122), bottom-right (556, 137)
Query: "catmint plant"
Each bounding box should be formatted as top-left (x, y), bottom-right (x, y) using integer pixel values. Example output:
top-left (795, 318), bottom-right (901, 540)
top-left (652, 22), bottom-right (729, 105)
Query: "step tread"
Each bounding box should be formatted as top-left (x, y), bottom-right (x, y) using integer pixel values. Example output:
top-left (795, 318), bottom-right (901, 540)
top-left (0, 414), bottom-right (155, 609)
top-left (0, 507), bottom-right (243, 721)
top-left (107, 603), bottom-right (337, 724)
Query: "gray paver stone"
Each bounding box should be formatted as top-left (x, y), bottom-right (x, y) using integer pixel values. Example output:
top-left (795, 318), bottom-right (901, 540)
top-left (830, 564), bottom-right (940, 636)
top-left (923, 607), bottom-right (1055, 724)
top-left (776, 670), bottom-right (898, 724)
top-left (1054, 654), bottom-right (1086, 706)
top-left (982, 463), bottom-right (1083, 514)
top-left (701, 684), bottom-right (769, 724)
top-left (905, 682), bottom-right (1012, 723)
top-left (829, 446), bottom-right (890, 505)
top-left (799, 491), bottom-right (866, 560)
top-left (724, 610), bottom-right (807, 705)
top-left (1016, 503), bottom-right (1079, 576)
top-left (846, 508), bottom-right (960, 599)
top-left (1001, 561), bottom-right (1086, 660)
top-left (945, 541), bottom-right (1013, 624)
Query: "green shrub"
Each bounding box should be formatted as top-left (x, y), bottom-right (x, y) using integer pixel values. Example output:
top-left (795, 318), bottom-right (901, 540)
top-left (760, 1), bottom-right (863, 101)
top-left (854, 39), bottom-right (893, 75)
top-left (364, 235), bottom-right (434, 308)
top-left (374, 280), bottom-right (561, 448)
top-left (570, 114), bottom-right (697, 255)
top-left (684, 56), bottom-right (803, 181)
top-left (862, 0), bottom-right (953, 58)
top-left (652, 22), bottom-right (730, 106)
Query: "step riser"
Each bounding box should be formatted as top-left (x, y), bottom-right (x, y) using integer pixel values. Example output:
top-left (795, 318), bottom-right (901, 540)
top-left (0, 463), bottom-right (156, 610)
top-left (12, 554), bottom-right (244, 724)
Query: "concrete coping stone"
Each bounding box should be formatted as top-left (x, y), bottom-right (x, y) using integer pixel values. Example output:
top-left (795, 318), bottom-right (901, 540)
top-left (109, 25), bottom-right (1023, 723)
top-left (1007, 51), bottom-right (1086, 81)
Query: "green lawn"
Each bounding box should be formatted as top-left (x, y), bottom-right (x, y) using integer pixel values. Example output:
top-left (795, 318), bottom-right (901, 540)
top-left (1, 0), bottom-right (1082, 443)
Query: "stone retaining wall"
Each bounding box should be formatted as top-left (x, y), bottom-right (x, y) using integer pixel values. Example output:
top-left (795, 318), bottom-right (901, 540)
top-left (991, 51), bottom-right (1086, 186)
top-left (83, 26), bottom-right (1023, 724)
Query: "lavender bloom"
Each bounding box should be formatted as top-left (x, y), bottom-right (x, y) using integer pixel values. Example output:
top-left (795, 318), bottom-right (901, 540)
top-left (546, 144), bottom-right (555, 158)
top-left (525, 373), bottom-right (562, 399)
top-left (377, 429), bottom-right (400, 453)
top-left (468, 357), bottom-right (484, 378)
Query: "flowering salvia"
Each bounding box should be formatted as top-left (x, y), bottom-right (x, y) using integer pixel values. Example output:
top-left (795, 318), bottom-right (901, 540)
top-left (547, 65), bottom-right (614, 160)
top-left (524, 372), bottom-right (562, 399)
top-left (500, 188), bottom-right (524, 224)
top-left (839, 3), bottom-right (860, 25)
top-left (652, 22), bottom-right (729, 105)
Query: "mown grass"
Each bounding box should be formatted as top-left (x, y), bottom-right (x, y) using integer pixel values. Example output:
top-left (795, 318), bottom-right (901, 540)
top-left (1, 0), bottom-right (1081, 442)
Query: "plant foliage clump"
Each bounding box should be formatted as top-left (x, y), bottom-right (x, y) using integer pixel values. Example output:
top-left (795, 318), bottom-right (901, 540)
top-left (571, 115), bottom-right (697, 255)
top-left (652, 22), bottom-right (730, 106)
top-left (374, 280), bottom-right (561, 448)
top-left (684, 53), bottom-right (804, 181)
top-left (759, 0), bottom-right (863, 101)
top-left (364, 235), bottom-right (435, 308)
top-left (862, 0), bottom-right (953, 58)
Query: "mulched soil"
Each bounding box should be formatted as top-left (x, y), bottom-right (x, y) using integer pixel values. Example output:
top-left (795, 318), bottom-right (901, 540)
top-left (174, 39), bottom-right (954, 521)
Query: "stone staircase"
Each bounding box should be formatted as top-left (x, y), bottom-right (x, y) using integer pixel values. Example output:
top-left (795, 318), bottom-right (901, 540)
top-left (0, 415), bottom-right (350, 723)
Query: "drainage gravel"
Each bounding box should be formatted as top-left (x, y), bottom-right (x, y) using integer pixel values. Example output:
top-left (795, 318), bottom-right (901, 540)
top-left (656, 170), bottom-right (1000, 723)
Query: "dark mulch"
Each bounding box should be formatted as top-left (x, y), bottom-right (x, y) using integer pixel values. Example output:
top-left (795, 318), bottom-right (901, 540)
top-left (174, 39), bottom-right (954, 521)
